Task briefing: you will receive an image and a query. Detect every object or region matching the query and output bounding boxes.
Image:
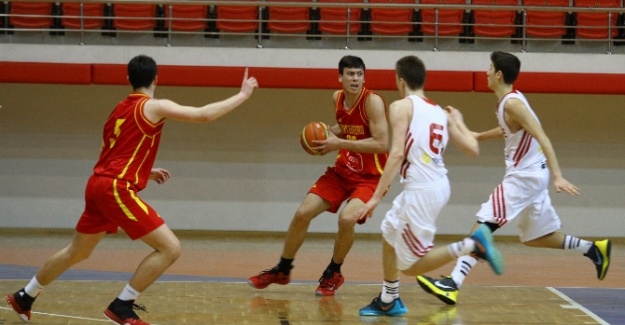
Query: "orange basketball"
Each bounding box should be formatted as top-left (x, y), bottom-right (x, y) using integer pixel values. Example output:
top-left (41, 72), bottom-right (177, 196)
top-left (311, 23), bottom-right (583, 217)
top-left (300, 121), bottom-right (329, 155)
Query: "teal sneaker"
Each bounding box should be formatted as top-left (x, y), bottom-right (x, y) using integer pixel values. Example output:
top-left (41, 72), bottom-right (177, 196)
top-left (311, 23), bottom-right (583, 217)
top-left (359, 296), bottom-right (408, 317)
top-left (470, 224), bottom-right (505, 275)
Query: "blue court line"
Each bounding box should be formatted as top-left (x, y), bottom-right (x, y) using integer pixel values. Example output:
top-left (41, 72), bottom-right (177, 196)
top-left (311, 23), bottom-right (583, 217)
top-left (0, 264), bottom-right (241, 282)
top-left (0, 264), bottom-right (320, 284)
top-left (555, 287), bottom-right (625, 325)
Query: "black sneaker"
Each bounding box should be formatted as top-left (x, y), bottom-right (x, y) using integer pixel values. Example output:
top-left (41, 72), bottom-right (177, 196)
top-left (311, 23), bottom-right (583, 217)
top-left (584, 239), bottom-right (611, 280)
top-left (5, 289), bottom-right (36, 322)
top-left (103, 298), bottom-right (150, 325)
top-left (416, 275), bottom-right (459, 305)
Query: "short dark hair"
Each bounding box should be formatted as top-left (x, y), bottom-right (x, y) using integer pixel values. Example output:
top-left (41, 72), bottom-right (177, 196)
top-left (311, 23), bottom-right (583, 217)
top-left (491, 51), bottom-right (520, 84)
top-left (395, 55), bottom-right (426, 90)
top-left (128, 55), bottom-right (157, 90)
top-left (338, 55), bottom-right (366, 75)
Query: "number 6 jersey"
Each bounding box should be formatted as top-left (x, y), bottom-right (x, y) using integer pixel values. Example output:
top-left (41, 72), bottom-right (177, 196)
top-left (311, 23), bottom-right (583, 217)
top-left (400, 95), bottom-right (449, 185)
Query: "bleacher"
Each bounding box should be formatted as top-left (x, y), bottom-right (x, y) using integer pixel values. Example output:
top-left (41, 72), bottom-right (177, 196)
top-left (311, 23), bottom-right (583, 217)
top-left (1, 0), bottom-right (624, 53)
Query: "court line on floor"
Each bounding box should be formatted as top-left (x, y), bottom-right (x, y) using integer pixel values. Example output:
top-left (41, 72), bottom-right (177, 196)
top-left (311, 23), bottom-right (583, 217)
top-left (0, 305), bottom-right (165, 325)
top-left (547, 287), bottom-right (610, 325)
top-left (0, 305), bottom-right (109, 323)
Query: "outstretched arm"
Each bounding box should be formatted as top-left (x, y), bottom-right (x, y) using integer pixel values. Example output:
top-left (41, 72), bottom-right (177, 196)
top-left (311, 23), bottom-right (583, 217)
top-left (144, 68), bottom-right (259, 124)
top-left (475, 127), bottom-right (504, 141)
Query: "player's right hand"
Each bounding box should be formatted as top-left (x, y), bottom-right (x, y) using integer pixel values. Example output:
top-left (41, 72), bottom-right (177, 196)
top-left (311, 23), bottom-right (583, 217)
top-left (240, 67), bottom-right (259, 98)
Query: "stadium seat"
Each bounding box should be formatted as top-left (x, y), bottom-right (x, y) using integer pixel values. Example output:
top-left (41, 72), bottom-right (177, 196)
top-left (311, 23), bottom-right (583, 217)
top-left (317, 0), bottom-right (363, 35)
top-left (522, 0), bottom-right (568, 38)
top-left (112, 4), bottom-right (157, 31)
top-left (216, 4), bottom-right (259, 33)
top-left (61, 3), bottom-right (106, 30)
top-left (9, 2), bottom-right (54, 29)
top-left (368, 0), bottom-right (416, 36)
top-left (472, 0), bottom-right (519, 38)
top-left (164, 5), bottom-right (209, 31)
top-left (420, 0), bottom-right (465, 36)
top-left (266, 0), bottom-right (312, 34)
top-left (574, 0), bottom-right (620, 39)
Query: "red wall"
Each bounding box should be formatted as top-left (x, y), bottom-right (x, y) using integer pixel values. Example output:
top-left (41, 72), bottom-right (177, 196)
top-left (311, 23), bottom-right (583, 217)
top-left (1, 61), bottom-right (624, 94)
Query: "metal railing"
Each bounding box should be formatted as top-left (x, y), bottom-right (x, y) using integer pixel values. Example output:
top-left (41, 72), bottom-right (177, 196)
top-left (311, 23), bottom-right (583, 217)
top-left (1, 1), bottom-right (624, 53)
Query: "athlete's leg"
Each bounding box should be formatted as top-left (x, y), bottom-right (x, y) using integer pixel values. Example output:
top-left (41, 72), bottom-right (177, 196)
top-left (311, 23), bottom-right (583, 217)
top-left (282, 193), bottom-right (330, 259)
top-left (128, 224), bottom-right (181, 292)
top-left (36, 231), bottom-right (106, 285)
top-left (332, 197), bottom-right (362, 264)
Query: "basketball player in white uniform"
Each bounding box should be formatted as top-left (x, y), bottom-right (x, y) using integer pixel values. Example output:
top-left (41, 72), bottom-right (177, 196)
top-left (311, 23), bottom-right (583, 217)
top-left (356, 55), bottom-right (504, 317)
top-left (417, 51), bottom-right (612, 305)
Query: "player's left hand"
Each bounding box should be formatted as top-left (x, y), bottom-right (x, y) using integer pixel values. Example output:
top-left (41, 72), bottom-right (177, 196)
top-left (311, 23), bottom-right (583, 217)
top-left (444, 106), bottom-right (464, 122)
top-left (354, 198), bottom-right (380, 224)
top-left (312, 132), bottom-right (341, 155)
top-left (150, 168), bottom-right (171, 184)
top-left (553, 176), bottom-right (580, 196)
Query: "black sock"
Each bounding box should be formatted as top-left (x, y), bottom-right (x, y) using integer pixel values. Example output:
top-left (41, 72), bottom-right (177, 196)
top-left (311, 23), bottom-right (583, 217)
top-left (325, 258), bottom-right (342, 275)
top-left (277, 257), bottom-right (294, 274)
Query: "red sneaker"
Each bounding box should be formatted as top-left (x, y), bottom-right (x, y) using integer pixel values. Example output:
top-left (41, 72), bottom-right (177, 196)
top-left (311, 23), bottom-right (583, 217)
top-left (248, 268), bottom-right (290, 289)
top-left (6, 289), bottom-right (36, 322)
top-left (103, 298), bottom-right (150, 325)
top-left (315, 272), bottom-right (344, 296)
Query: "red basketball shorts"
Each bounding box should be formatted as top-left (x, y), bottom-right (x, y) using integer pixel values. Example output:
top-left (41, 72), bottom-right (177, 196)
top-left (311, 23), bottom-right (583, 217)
top-left (76, 175), bottom-right (164, 240)
top-left (309, 166), bottom-right (380, 213)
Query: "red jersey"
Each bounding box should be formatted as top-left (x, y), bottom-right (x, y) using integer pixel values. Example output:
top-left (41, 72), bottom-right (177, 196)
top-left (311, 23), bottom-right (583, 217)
top-left (334, 87), bottom-right (387, 177)
top-left (92, 93), bottom-right (164, 191)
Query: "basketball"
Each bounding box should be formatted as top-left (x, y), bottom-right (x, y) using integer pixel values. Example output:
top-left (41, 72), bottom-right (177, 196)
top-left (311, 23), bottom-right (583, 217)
top-left (300, 121), bottom-right (329, 155)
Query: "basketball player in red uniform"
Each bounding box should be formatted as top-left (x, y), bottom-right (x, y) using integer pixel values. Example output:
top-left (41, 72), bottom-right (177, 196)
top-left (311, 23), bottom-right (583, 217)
top-left (5, 55), bottom-right (258, 325)
top-left (249, 55), bottom-right (389, 296)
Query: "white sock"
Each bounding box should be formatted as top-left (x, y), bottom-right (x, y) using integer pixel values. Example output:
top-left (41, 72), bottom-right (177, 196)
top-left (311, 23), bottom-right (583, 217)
top-left (117, 284), bottom-right (140, 301)
top-left (450, 255), bottom-right (478, 288)
top-left (448, 238), bottom-right (476, 258)
top-left (563, 235), bottom-right (593, 253)
top-left (380, 279), bottom-right (399, 303)
top-left (24, 276), bottom-right (44, 298)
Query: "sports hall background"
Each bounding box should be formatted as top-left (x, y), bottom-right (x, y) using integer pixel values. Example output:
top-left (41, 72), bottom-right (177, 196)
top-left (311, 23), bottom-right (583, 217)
top-left (0, 44), bottom-right (624, 237)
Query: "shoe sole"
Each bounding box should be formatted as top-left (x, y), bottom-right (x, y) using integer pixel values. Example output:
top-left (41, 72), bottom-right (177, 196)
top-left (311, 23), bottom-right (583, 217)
top-left (247, 279), bottom-right (289, 289)
top-left (416, 276), bottom-right (457, 305)
top-left (471, 224), bottom-right (505, 275)
top-left (103, 309), bottom-right (123, 324)
top-left (598, 240), bottom-right (611, 280)
top-left (359, 309), bottom-right (408, 317)
top-left (358, 299), bottom-right (408, 317)
top-left (6, 295), bottom-right (30, 323)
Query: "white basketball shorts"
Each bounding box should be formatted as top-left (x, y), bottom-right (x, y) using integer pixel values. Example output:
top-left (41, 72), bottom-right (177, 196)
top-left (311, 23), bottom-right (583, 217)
top-left (381, 177), bottom-right (450, 271)
top-left (476, 163), bottom-right (561, 242)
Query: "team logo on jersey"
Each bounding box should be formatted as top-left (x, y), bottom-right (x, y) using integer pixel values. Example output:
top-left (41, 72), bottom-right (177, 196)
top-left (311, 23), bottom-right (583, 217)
top-left (346, 153), bottom-right (364, 172)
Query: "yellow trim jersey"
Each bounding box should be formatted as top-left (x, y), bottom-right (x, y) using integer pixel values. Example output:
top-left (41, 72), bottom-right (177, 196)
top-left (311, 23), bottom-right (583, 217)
top-left (334, 87), bottom-right (388, 177)
top-left (93, 93), bottom-right (164, 191)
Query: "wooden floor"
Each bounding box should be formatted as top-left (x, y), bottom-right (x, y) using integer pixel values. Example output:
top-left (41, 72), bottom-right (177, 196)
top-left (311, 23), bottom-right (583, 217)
top-left (0, 230), bottom-right (623, 324)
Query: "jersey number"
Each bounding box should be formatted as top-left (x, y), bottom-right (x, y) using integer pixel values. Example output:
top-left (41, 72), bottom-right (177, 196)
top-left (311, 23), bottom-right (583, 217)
top-left (429, 123), bottom-right (444, 154)
top-left (109, 119), bottom-right (126, 148)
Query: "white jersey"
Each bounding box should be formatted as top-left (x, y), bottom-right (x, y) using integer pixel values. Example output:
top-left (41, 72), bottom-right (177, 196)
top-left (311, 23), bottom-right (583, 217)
top-left (400, 95), bottom-right (449, 186)
top-left (497, 90), bottom-right (546, 172)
